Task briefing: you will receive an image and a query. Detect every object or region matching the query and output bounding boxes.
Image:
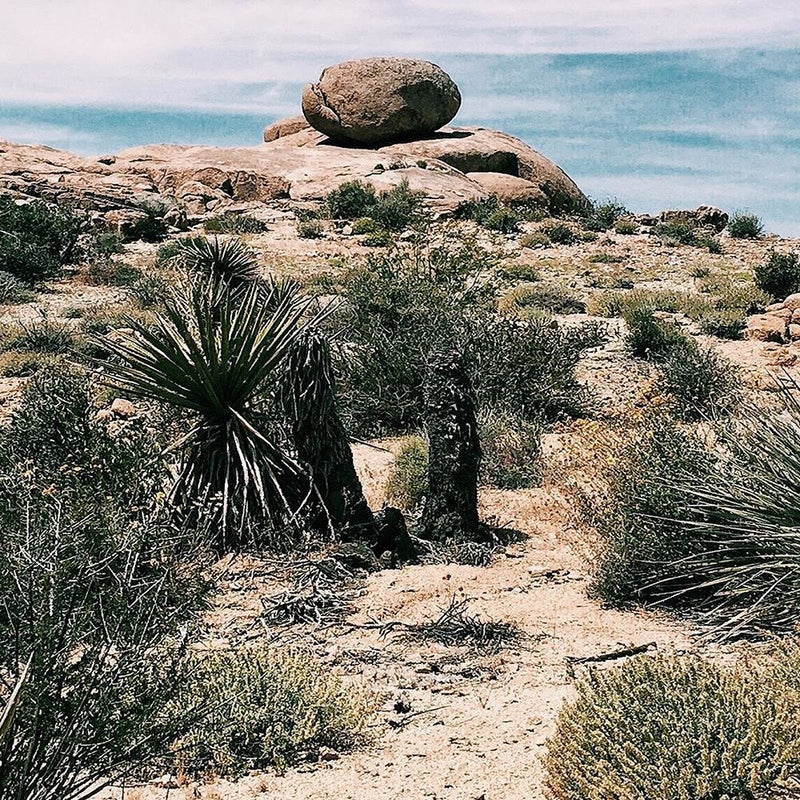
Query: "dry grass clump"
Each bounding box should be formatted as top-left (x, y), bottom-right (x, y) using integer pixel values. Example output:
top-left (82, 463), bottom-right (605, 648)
top-left (545, 653), bottom-right (800, 800)
top-left (169, 646), bottom-right (376, 776)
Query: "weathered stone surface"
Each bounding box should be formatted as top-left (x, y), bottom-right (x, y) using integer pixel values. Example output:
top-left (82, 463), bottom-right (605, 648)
top-left (263, 115), bottom-right (311, 142)
top-left (0, 124), bottom-right (586, 216)
top-left (660, 205), bottom-right (729, 232)
top-left (745, 313), bottom-right (788, 342)
top-left (465, 172), bottom-right (547, 205)
top-left (302, 58), bottom-right (461, 145)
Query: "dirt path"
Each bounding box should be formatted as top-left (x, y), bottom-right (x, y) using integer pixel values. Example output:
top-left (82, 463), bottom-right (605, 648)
top-left (108, 447), bottom-right (697, 800)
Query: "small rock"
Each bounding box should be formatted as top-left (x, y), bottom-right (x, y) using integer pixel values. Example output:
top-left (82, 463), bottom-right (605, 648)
top-left (110, 398), bottom-right (136, 418)
top-left (745, 313), bottom-right (789, 343)
top-left (342, 224), bottom-right (353, 236)
top-left (784, 293), bottom-right (800, 310)
top-left (789, 324), bottom-right (800, 340)
top-left (151, 774), bottom-right (178, 789)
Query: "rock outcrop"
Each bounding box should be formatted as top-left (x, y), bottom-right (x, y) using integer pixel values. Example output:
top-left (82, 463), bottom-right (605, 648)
top-left (263, 115), bottom-right (311, 143)
top-left (301, 58), bottom-right (461, 145)
top-left (746, 294), bottom-right (800, 343)
top-left (659, 205), bottom-right (729, 233)
top-left (0, 125), bottom-right (587, 217)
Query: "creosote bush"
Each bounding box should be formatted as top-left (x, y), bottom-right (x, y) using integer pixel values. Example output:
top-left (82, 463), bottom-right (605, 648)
top-left (583, 199), bottom-right (628, 232)
top-left (168, 646), bottom-right (375, 776)
top-left (545, 654), bottom-right (800, 800)
top-left (0, 195), bottom-right (86, 284)
top-left (326, 179), bottom-right (423, 231)
top-left (727, 210), bottom-right (764, 239)
top-left (754, 250), bottom-right (800, 300)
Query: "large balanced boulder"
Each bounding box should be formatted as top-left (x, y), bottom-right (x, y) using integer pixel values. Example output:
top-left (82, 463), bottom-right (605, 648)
top-left (301, 58), bottom-right (461, 145)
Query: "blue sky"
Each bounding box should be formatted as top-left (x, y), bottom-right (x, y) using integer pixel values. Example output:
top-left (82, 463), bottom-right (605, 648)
top-left (2, 2), bottom-right (799, 233)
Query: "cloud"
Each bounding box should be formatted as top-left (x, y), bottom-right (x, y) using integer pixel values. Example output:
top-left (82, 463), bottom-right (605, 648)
top-left (1, 0), bottom-right (799, 108)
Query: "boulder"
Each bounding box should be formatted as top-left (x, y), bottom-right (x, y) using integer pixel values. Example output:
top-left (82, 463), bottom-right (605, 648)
top-left (263, 115), bottom-right (310, 142)
top-left (659, 205), bottom-right (728, 232)
top-left (301, 58), bottom-right (461, 145)
top-left (465, 172), bottom-right (547, 205)
top-left (745, 313), bottom-right (788, 343)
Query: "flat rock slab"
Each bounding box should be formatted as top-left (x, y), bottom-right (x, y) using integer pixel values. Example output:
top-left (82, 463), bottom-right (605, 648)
top-left (0, 126), bottom-right (587, 216)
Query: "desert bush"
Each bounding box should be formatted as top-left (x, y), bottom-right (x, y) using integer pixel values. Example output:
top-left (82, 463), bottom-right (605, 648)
top-left (0, 270), bottom-right (34, 303)
top-left (588, 252), bottom-right (623, 264)
top-left (334, 245), bottom-right (600, 435)
top-left (498, 283), bottom-right (585, 315)
top-left (520, 231), bottom-right (549, 248)
top-left (657, 340), bottom-right (740, 421)
top-left (204, 212), bottom-right (267, 234)
top-left (90, 230), bottom-right (125, 257)
top-left (0, 367), bottom-right (211, 800)
top-left (128, 273), bottom-right (170, 308)
top-left (0, 350), bottom-right (58, 377)
top-left (168, 646), bottom-right (375, 776)
top-left (85, 259), bottom-right (143, 286)
top-left (754, 250), bottom-right (800, 300)
top-left (384, 435), bottom-right (429, 510)
top-left (484, 207), bottom-right (521, 233)
top-left (363, 229), bottom-right (394, 247)
top-left (496, 262), bottom-right (540, 282)
top-left (543, 222), bottom-right (576, 245)
top-left (545, 654), bottom-right (800, 800)
top-left (127, 200), bottom-right (169, 243)
top-left (326, 180), bottom-right (378, 220)
top-left (613, 219), bottom-right (638, 235)
top-left (623, 307), bottom-right (687, 359)
top-left (479, 409), bottom-right (542, 489)
top-left (727, 210), bottom-right (764, 239)
top-left (655, 219), bottom-right (698, 245)
top-left (586, 414), bottom-right (714, 605)
top-left (369, 180), bottom-right (424, 231)
top-left (0, 196), bottom-right (86, 283)
top-left (297, 218), bottom-right (324, 239)
top-left (456, 194), bottom-right (501, 226)
top-left (583, 199), bottom-right (628, 232)
top-left (695, 307), bottom-right (745, 339)
top-left (6, 315), bottom-right (75, 354)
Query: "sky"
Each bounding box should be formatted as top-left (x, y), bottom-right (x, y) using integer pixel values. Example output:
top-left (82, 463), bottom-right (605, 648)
top-left (1, 1), bottom-right (799, 233)
top-left (3, 1), bottom-right (800, 110)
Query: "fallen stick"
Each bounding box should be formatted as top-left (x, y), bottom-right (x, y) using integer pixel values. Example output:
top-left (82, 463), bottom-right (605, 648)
top-left (566, 641), bottom-right (656, 667)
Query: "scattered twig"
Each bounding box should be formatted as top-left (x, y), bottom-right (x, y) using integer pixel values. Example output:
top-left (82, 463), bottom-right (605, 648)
top-left (565, 642), bottom-right (657, 677)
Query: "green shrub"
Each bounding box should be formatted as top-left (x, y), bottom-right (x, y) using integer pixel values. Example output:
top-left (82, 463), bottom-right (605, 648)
top-left (496, 262), bottom-right (540, 282)
top-left (543, 222), bottom-right (576, 245)
top-left (90, 231), bottom-right (125, 257)
top-left (334, 245), bottom-right (601, 436)
top-left (657, 340), bottom-right (740, 421)
top-left (586, 414), bottom-right (714, 605)
top-left (456, 194), bottom-right (501, 226)
top-left (583, 199), bottom-right (628, 232)
top-left (545, 654), bottom-right (800, 800)
top-left (128, 274), bottom-right (169, 308)
top-left (656, 219), bottom-right (698, 245)
top-left (0, 350), bottom-right (58, 377)
top-left (384, 436), bottom-right (428, 510)
top-left (520, 231), bottom-right (549, 249)
top-left (6, 316), bottom-right (74, 354)
top-left (623, 307), bottom-right (687, 359)
top-left (754, 250), bottom-right (800, 300)
top-left (484, 207), bottom-right (521, 234)
top-left (579, 231), bottom-right (599, 242)
top-left (613, 219), bottom-right (638, 235)
top-left (727, 211), bottom-right (764, 239)
top-left (352, 217), bottom-right (381, 235)
top-left (587, 252), bottom-right (623, 264)
top-left (363, 229), bottom-right (394, 247)
top-left (169, 646), bottom-right (374, 776)
top-left (498, 283), bottom-right (585, 315)
top-left (0, 367), bottom-right (210, 800)
top-left (85, 259), bottom-right (143, 286)
top-left (698, 236), bottom-right (723, 254)
top-left (127, 201), bottom-right (168, 243)
top-left (0, 270), bottom-right (34, 304)
top-left (326, 180), bottom-right (377, 219)
top-left (696, 307), bottom-right (745, 339)
top-left (479, 410), bottom-right (542, 489)
top-left (204, 212), bottom-right (267, 234)
top-left (369, 180), bottom-right (424, 231)
top-left (0, 196), bottom-right (85, 283)
top-left (297, 218), bottom-right (324, 239)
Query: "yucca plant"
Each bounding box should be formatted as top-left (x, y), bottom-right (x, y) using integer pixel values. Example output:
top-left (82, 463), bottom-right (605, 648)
top-left (647, 383), bottom-right (800, 638)
top-left (99, 279), bottom-right (317, 550)
top-left (173, 236), bottom-right (260, 289)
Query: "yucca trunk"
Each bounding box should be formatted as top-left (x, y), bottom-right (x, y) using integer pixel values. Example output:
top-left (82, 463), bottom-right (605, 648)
top-left (421, 349), bottom-right (481, 541)
top-left (282, 328), bottom-right (376, 539)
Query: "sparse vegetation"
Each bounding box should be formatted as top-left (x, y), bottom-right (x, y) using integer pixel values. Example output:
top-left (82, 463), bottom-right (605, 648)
top-left (727, 210), bottom-right (764, 239)
top-left (204, 212), bottom-right (267, 234)
top-left (754, 250), bottom-right (800, 299)
top-left (583, 199), bottom-right (628, 232)
top-left (385, 435), bottom-right (429, 510)
top-left (545, 654), bottom-right (800, 800)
